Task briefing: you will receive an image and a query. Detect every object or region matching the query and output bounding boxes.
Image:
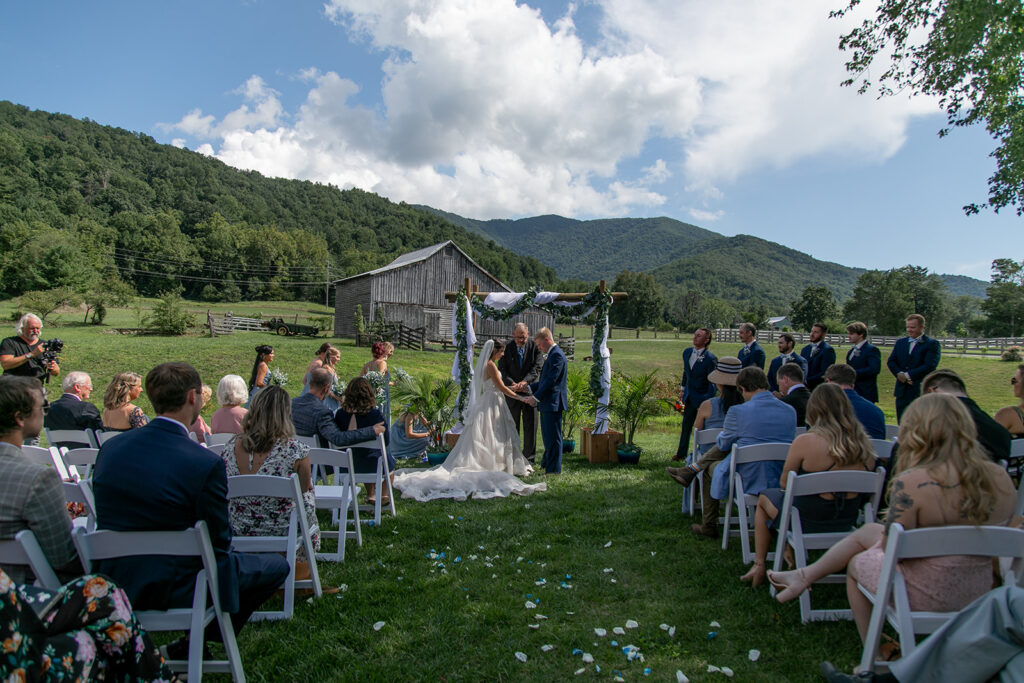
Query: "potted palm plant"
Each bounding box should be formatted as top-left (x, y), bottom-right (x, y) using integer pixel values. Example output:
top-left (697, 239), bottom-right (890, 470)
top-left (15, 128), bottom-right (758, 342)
top-left (391, 375), bottom-right (458, 465)
top-left (561, 367), bottom-right (592, 454)
top-left (608, 370), bottom-right (660, 464)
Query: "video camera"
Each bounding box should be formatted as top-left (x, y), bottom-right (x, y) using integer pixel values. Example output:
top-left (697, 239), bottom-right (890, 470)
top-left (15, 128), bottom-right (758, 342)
top-left (38, 338), bottom-right (63, 383)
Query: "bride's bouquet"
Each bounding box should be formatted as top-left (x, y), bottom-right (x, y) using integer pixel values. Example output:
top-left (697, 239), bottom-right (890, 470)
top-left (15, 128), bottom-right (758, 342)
top-left (266, 368), bottom-right (288, 387)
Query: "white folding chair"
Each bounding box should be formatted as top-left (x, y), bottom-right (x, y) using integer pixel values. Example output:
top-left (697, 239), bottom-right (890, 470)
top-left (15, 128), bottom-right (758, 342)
top-left (684, 427), bottom-right (722, 516)
top-left (721, 442), bottom-right (790, 563)
top-left (73, 521), bottom-right (246, 682)
top-left (226, 474), bottom-right (321, 619)
top-left (63, 448), bottom-right (99, 481)
top-left (770, 468), bottom-right (887, 623)
top-left (48, 446), bottom-right (72, 480)
top-left (294, 434), bottom-right (317, 448)
top-left (309, 447), bottom-right (362, 561)
top-left (350, 434), bottom-right (395, 525)
top-left (206, 443), bottom-right (228, 456)
top-left (94, 430), bottom-right (123, 446)
top-left (44, 428), bottom-right (98, 449)
top-left (858, 523), bottom-right (1024, 674)
top-left (21, 444), bottom-right (54, 469)
top-left (870, 439), bottom-right (894, 462)
top-left (884, 424), bottom-right (900, 440)
top-left (0, 529), bottom-right (62, 590)
top-left (794, 426), bottom-right (808, 436)
top-left (1006, 439), bottom-right (1024, 483)
top-left (205, 432), bottom-right (237, 448)
top-left (1016, 476), bottom-right (1024, 517)
top-left (63, 479), bottom-right (97, 532)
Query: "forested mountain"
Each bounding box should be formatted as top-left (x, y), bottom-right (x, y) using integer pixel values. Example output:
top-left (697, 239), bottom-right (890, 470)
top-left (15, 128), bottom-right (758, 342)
top-left (0, 101), bottom-right (556, 301)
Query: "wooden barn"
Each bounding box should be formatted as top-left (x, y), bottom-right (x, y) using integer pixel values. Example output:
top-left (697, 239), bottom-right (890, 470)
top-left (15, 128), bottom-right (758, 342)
top-left (332, 241), bottom-right (554, 342)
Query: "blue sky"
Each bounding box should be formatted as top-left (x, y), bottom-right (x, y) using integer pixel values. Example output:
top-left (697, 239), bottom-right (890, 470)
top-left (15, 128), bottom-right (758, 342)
top-left (1, 0), bottom-right (1016, 281)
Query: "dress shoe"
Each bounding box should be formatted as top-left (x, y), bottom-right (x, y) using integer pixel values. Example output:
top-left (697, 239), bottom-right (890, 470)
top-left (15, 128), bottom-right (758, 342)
top-left (819, 662), bottom-right (878, 682)
top-left (690, 523), bottom-right (718, 539)
top-left (666, 466), bottom-right (698, 487)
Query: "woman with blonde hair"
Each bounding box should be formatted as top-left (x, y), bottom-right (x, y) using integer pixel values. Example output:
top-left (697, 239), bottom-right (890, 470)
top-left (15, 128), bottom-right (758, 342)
top-left (301, 342), bottom-right (335, 395)
top-left (740, 383), bottom-right (877, 587)
top-left (768, 393), bottom-right (1016, 644)
top-left (995, 363), bottom-right (1024, 438)
top-left (220, 386), bottom-right (319, 555)
top-left (189, 384), bottom-right (213, 440)
top-left (102, 371), bottom-right (148, 431)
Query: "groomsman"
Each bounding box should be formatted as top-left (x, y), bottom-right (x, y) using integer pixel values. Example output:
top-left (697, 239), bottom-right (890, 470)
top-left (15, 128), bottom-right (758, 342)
top-left (800, 322), bottom-right (836, 390)
top-left (498, 323), bottom-right (544, 461)
top-left (737, 322), bottom-right (765, 369)
top-left (767, 333), bottom-right (808, 393)
top-left (845, 321), bottom-right (881, 403)
top-left (672, 327), bottom-right (717, 461)
top-left (887, 313), bottom-right (941, 421)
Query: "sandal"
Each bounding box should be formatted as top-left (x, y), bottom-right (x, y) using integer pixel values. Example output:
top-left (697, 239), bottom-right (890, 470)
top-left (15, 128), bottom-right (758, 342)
top-left (768, 568), bottom-right (811, 603)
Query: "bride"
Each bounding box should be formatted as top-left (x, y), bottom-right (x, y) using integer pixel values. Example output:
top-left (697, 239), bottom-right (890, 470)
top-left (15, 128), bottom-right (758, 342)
top-left (393, 339), bottom-right (547, 501)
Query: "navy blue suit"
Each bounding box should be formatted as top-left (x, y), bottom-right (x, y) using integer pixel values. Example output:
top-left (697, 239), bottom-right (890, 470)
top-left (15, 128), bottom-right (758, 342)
top-left (766, 353), bottom-right (808, 393)
top-left (675, 348), bottom-right (717, 458)
top-left (887, 335), bottom-right (941, 421)
top-left (530, 344), bottom-right (568, 473)
top-left (92, 417), bottom-right (288, 633)
top-left (738, 341), bottom-right (765, 370)
top-left (843, 388), bottom-right (886, 439)
top-left (800, 342), bottom-right (836, 390)
top-left (846, 342), bottom-right (881, 403)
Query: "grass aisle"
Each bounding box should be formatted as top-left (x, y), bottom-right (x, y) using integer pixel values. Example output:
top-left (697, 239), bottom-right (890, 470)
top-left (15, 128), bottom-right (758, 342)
top-left (240, 433), bottom-right (862, 681)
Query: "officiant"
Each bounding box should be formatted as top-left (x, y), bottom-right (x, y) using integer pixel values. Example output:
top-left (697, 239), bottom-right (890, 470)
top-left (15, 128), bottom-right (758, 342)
top-left (498, 322), bottom-right (544, 462)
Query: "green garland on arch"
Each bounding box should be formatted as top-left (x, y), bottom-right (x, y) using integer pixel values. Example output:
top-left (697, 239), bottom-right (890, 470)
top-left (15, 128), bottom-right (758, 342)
top-left (455, 288), bottom-right (473, 417)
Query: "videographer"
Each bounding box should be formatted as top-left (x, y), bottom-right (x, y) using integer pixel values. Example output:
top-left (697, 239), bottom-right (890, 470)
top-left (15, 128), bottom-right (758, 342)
top-left (0, 314), bottom-right (60, 382)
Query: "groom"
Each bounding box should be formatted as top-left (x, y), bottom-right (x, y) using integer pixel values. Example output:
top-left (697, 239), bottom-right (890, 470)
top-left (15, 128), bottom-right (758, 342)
top-left (527, 327), bottom-right (568, 474)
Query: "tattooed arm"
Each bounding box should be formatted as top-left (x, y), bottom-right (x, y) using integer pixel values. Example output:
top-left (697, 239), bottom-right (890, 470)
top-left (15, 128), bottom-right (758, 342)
top-left (884, 477), bottom-right (918, 535)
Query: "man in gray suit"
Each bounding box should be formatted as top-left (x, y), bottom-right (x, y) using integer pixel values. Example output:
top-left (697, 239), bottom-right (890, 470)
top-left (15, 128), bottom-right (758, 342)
top-left (0, 375), bottom-right (77, 582)
top-left (292, 368), bottom-right (385, 447)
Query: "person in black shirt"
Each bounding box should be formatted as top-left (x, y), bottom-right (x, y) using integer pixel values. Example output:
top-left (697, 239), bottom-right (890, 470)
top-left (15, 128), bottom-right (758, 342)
top-left (0, 314), bottom-right (59, 382)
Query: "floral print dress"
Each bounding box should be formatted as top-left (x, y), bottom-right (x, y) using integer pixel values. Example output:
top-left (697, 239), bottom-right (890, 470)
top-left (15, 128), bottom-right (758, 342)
top-left (220, 437), bottom-right (321, 556)
top-left (0, 570), bottom-right (172, 681)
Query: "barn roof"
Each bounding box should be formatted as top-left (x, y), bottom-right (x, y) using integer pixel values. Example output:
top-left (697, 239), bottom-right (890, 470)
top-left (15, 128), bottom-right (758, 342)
top-left (333, 240), bottom-right (509, 290)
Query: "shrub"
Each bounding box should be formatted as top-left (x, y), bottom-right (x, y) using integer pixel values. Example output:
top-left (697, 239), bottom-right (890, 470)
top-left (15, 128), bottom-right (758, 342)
top-left (309, 315), bottom-right (333, 332)
top-left (144, 292), bottom-right (196, 335)
top-left (1002, 346), bottom-right (1023, 362)
top-left (19, 287), bottom-right (81, 323)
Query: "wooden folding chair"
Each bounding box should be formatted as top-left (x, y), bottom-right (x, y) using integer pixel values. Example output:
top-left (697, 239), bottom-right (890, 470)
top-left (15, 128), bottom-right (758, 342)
top-left (226, 473), bottom-right (322, 619)
top-left (721, 442), bottom-right (789, 563)
top-left (770, 468), bottom-right (886, 622)
top-left (73, 521), bottom-right (246, 682)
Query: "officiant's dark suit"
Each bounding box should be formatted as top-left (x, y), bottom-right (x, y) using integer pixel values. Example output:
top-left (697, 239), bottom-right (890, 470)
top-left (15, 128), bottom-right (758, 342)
top-left (498, 335), bottom-right (543, 460)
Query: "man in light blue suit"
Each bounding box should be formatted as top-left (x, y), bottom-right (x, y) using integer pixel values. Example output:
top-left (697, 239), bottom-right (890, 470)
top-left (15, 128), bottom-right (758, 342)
top-left (886, 313), bottom-right (941, 421)
top-left (527, 327), bottom-right (568, 474)
top-left (800, 322), bottom-right (836, 390)
top-left (845, 321), bottom-right (881, 403)
top-left (737, 322), bottom-right (765, 369)
top-left (767, 332), bottom-right (808, 393)
top-left (673, 327), bottom-right (717, 461)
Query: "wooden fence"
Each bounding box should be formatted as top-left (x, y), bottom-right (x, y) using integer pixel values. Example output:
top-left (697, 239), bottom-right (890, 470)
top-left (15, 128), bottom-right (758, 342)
top-left (712, 328), bottom-right (1024, 355)
top-left (356, 322), bottom-right (426, 351)
top-left (207, 312), bottom-right (266, 336)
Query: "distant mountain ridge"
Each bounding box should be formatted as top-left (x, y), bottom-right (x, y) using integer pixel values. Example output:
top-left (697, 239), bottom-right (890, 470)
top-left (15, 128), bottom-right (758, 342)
top-left (416, 206), bottom-right (989, 308)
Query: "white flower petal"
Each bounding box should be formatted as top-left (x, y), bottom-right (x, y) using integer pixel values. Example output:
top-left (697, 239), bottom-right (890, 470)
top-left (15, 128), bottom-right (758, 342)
top-left (515, 651), bottom-right (528, 662)
top-left (372, 621), bottom-right (385, 631)
top-left (594, 628), bottom-right (607, 637)
top-left (721, 667), bottom-right (734, 677)
top-left (535, 614), bottom-right (548, 620)
top-left (603, 568), bottom-right (614, 573)
top-left (575, 669), bottom-right (586, 675)
top-left (748, 649), bottom-right (761, 662)
top-left (528, 623), bottom-right (540, 630)
top-left (659, 623), bottom-right (669, 631)
top-left (541, 644), bottom-right (554, 652)
top-left (708, 665), bottom-right (721, 673)
top-left (613, 627), bottom-right (625, 635)
top-left (525, 601), bottom-right (537, 609)
top-left (604, 541), bottom-right (613, 548)
top-left (676, 671), bottom-right (690, 683)
top-left (710, 621), bottom-right (721, 628)
top-left (625, 619), bottom-right (639, 629)
top-left (582, 653), bottom-right (594, 663)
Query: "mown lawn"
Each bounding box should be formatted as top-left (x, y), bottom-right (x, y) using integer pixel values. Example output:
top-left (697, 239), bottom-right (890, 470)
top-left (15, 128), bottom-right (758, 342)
top-left (3, 298), bottom-right (1017, 680)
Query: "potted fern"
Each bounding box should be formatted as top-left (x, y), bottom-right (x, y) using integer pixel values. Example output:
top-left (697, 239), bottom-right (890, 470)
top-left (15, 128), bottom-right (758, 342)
top-left (391, 374), bottom-right (458, 465)
top-left (608, 370), bottom-right (660, 464)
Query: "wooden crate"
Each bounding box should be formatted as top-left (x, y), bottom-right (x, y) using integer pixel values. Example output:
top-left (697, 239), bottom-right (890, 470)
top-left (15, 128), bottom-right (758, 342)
top-left (444, 432), bottom-right (460, 450)
top-left (581, 427), bottom-right (623, 463)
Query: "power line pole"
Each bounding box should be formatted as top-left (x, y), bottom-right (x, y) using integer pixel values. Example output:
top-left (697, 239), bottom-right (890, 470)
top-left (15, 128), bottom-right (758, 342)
top-left (325, 259), bottom-right (330, 308)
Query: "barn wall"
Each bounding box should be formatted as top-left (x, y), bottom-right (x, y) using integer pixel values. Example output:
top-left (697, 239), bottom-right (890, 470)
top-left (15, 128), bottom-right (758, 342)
top-left (333, 276), bottom-right (372, 337)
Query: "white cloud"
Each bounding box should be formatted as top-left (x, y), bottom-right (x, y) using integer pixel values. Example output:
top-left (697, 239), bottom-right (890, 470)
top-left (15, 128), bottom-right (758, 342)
top-left (688, 208), bottom-right (724, 223)
top-left (161, 0), bottom-right (938, 220)
top-left (170, 138), bottom-right (186, 149)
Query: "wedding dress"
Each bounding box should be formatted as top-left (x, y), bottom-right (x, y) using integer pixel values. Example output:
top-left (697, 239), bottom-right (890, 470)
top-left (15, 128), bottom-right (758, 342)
top-left (393, 341), bottom-right (547, 502)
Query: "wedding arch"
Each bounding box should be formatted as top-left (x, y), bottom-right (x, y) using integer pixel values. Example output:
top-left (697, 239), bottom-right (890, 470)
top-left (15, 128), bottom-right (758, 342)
top-left (444, 279), bottom-right (626, 434)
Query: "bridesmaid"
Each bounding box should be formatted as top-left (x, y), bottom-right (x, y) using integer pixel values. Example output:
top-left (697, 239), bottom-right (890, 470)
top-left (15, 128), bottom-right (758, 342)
top-left (362, 341), bottom-right (394, 423)
top-left (301, 342), bottom-right (334, 395)
top-left (322, 346), bottom-right (342, 413)
top-left (247, 344), bottom-right (274, 407)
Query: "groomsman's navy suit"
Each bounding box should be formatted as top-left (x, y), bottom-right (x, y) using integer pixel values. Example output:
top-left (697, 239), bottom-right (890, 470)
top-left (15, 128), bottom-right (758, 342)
top-left (738, 341), bottom-right (765, 370)
top-left (846, 342), bottom-right (882, 403)
top-left (800, 341), bottom-right (836, 390)
top-left (92, 417), bottom-right (289, 635)
top-left (530, 344), bottom-right (569, 474)
top-left (675, 347), bottom-right (717, 458)
top-left (887, 334), bottom-right (941, 421)
top-left (766, 353), bottom-right (808, 393)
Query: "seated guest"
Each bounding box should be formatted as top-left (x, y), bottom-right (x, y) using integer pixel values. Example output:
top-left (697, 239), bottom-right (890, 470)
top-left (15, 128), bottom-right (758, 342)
top-left (221, 386), bottom-right (319, 556)
top-left (334, 377), bottom-right (392, 505)
top-left (768, 394), bottom-right (1015, 647)
top-left (775, 362), bottom-right (810, 427)
top-left (0, 568), bottom-right (173, 681)
top-left (824, 364), bottom-right (887, 440)
top-left (994, 364), bottom-right (1024, 439)
top-left (190, 384), bottom-right (213, 441)
top-left (292, 368), bottom-right (384, 448)
top-left (102, 371), bottom-right (148, 431)
top-left (741, 383), bottom-right (877, 587)
top-left (211, 374), bottom-right (248, 434)
top-left (921, 369), bottom-right (1011, 461)
top-left (767, 333), bottom-right (807, 393)
top-left (0, 376), bottom-right (78, 583)
top-left (389, 408), bottom-right (432, 461)
top-left (43, 370), bottom-right (103, 447)
top-left (92, 362), bottom-right (289, 645)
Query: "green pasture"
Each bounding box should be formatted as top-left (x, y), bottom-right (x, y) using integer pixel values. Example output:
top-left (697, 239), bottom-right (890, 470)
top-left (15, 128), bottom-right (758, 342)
top-left (2, 298), bottom-right (1018, 680)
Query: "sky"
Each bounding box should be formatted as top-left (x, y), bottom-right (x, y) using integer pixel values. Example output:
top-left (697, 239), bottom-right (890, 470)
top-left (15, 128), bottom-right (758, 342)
top-left (1, 0), bottom-right (1017, 281)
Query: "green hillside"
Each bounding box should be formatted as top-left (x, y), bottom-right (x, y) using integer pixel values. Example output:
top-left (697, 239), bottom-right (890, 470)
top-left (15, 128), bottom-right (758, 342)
top-left (0, 101), bottom-right (556, 300)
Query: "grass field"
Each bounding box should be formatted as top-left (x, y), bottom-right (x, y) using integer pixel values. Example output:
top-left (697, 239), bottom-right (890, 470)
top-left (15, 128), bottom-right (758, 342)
top-left (3, 298), bottom-right (1018, 681)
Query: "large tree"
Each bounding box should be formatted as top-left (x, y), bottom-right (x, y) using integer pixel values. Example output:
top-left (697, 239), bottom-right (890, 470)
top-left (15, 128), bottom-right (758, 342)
top-left (790, 285), bottom-right (840, 331)
top-left (610, 270), bottom-right (665, 328)
top-left (981, 258), bottom-right (1024, 336)
top-left (833, 0), bottom-right (1024, 214)
top-left (843, 265), bottom-right (951, 334)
